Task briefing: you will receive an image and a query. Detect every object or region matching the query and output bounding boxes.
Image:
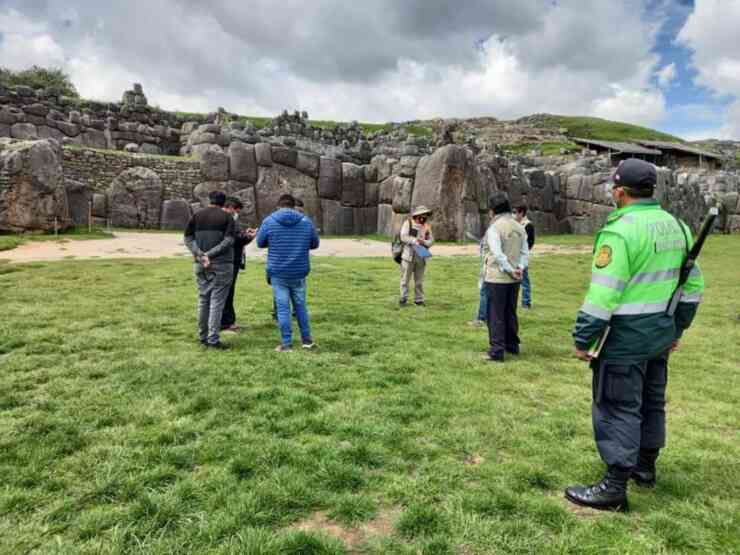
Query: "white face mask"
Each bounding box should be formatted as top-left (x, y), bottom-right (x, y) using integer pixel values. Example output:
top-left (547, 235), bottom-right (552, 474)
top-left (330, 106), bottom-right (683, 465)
top-left (232, 213), bottom-right (239, 221)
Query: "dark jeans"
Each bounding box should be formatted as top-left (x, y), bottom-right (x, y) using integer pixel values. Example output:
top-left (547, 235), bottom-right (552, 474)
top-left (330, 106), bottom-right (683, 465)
top-left (476, 284), bottom-right (489, 322)
top-left (485, 282), bottom-right (520, 357)
top-left (221, 267), bottom-right (240, 328)
top-left (521, 268), bottom-right (531, 307)
top-left (591, 353), bottom-right (668, 469)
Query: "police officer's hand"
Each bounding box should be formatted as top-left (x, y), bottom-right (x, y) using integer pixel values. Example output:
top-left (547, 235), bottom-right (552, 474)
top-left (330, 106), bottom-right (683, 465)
top-left (201, 255), bottom-right (211, 268)
top-left (574, 348), bottom-right (592, 362)
top-left (670, 340), bottom-right (680, 352)
top-left (512, 268), bottom-right (523, 280)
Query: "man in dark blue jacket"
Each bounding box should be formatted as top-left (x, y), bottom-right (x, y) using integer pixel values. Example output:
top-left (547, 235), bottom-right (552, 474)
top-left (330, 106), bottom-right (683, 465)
top-left (256, 194), bottom-right (320, 352)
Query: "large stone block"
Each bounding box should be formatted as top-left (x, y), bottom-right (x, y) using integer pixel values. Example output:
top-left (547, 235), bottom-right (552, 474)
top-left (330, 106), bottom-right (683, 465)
top-left (228, 142), bottom-right (257, 183)
top-left (272, 146), bottom-right (297, 167)
top-left (107, 167), bottom-right (164, 228)
top-left (231, 184), bottom-right (259, 228)
top-left (358, 206), bottom-right (378, 235)
top-left (160, 199), bottom-right (191, 230)
top-left (342, 162), bottom-right (365, 206)
top-left (296, 151), bottom-right (320, 178)
top-left (65, 179), bottom-right (91, 226)
top-left (412, 144), bottom-right (478, 241)
top-left (391, 176), bottom-right (414, 213)
top-left (255, 143), bottom-right (273, 166)
top-left (199, 144), bottom-right (229, 181)
top-left (365, 181), bottom-right (379, 207)
top-left (399, 155), bottom-right (420, 177)
top-left (255, 164), bottom-right (320, 225)
top-left (10, 123), bottom-right (38, 140)
top-left (0, 139), bottom-right (70, 232)
top-left (320, 199), bottom-right (343, 235)
top-left (38, 125), bottom-right (64, 141)
top-left (92, 193), bottom-right (107, 218)
top-left (318, 157), bottom-right (342, 199)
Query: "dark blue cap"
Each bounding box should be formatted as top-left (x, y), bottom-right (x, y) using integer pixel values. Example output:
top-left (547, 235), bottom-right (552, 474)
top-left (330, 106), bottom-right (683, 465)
top-left (611, 158), bottom-right (657, 190)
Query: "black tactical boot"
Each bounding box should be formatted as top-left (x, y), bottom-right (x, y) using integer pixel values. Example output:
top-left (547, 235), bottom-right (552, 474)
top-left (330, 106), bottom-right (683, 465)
top-left (564, 466), bottom-right (630, 512)
top-left (631, 448), bottom-right (659, 488)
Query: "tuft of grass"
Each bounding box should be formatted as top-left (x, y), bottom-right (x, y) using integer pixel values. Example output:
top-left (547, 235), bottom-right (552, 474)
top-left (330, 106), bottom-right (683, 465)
top-left (62, 144), bottom-right (189, 161)
top-left (504, 141), bottom-right (580, 156)
top-left (0, 236), bottom-right (24, 252)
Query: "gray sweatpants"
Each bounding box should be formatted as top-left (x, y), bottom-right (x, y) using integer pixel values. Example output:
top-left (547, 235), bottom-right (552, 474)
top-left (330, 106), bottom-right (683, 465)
top-left (195, 261), bottom-right (234, 345)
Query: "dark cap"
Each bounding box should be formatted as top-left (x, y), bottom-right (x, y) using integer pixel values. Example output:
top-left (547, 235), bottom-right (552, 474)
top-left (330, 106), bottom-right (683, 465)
top-left (488, 192), bottom-right (511, 214)
top-left (611, 158), bottom-right (657, 190)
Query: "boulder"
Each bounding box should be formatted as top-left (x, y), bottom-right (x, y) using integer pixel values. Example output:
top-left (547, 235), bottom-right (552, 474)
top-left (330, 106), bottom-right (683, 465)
top-left (107, 167), bottom-right (164, 228)
top-left (391, 176), bottom-right (414, 213)
top-left (10, 123), bottom-right (38, 140)
top-left (318, 157), bottom-right (342, 199)
top-left (379, 176), bottom-right (395, 204)
top-left (0, 106), bottom-right (24, 125)
top-left (363, 164), bottom-right (378, 183)
top-left (358, 206), bottom-right (378, 235)
top-left (56, 121), bottom-right (80, 137)
top-left (65, 179), bottom-right (91, 226)
top-left (341, 162), bottom-right (365, 206)
top-left (399, 155), bottom-right (420, 177)
top-left (272, 146), bottom-right (298, 167)
top-left (228, 142), bottom-right (258, 183)
top-left (296, 151), bottom-right (320, 178)
top-left (231, 184), bottom-right (259, 228)
top-left (255, 143), bottom-right (273, 166)
top-left (255, 164), bottom-right (320, 224)
top-left (139, 143), bottom-right (161, 155)
top-left (37, 125), bottom-right (64, 141)
top-left (412, 144), bottom-right (478, 240)
top-left (0, 139), bottom-right (70, 232)
top-left (124, 143), bottom-right (139, 153)
top-left (198, 144), bottom-right (229, 181)
top-left (160, 198), bottom-right (192, 230)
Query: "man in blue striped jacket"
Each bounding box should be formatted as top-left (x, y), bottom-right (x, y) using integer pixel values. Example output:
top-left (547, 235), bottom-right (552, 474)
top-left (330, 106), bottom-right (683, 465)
top-left (256, 194), bottom-right (320, 352)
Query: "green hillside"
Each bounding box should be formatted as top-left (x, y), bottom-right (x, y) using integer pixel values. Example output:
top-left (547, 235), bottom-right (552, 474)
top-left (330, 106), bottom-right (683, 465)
top-left (548, 115), bottom-right (684, 143)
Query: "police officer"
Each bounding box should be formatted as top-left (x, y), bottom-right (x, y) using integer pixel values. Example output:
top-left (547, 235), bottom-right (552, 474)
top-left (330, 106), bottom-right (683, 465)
top-left (565, 158), bottom-right (705, 511)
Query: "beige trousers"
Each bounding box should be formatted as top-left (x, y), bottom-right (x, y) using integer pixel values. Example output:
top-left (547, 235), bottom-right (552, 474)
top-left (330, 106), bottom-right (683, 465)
top-left (400, 257), bottom-right (426, 303)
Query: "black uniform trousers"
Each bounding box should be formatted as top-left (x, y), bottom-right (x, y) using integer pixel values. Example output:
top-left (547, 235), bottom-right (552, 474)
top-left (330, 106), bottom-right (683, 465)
top-left (220, 266), bottom-right (241, 328)
top-left (485, 282), bottom-right (520, 357)
top-left (590, 352), bottom-right (669, 469)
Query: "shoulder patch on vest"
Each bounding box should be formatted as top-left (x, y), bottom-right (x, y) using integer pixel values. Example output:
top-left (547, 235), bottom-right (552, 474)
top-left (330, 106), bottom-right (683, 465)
top-left (595, 245), bottom-right (613, 268)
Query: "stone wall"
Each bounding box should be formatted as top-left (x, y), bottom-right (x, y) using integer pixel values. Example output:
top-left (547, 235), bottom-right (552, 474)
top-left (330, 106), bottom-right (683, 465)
top-left (63, 148), bottom-right (201, 200)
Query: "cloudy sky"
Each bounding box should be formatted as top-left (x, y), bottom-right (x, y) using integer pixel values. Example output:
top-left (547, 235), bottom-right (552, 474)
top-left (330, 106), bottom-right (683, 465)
top-left (1, 0), bottom-right (738, 139)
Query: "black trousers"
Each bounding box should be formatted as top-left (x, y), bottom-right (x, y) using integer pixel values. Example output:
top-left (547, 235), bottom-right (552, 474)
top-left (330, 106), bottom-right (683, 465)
top-left (220, 266), bottom-right (241, 328)
top-left (485, 282), bottom-right (520, 357)
top-left (591, 352), bottom-right (668, 469)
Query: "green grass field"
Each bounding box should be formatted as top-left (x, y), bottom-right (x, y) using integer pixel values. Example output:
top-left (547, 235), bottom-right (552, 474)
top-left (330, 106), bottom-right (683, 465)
top-left (546, 116), bottom-right (684, 144)
top-left (1, 236), bottom-right (738, 554)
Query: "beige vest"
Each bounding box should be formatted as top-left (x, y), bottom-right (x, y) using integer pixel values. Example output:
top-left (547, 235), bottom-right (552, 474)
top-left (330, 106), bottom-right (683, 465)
top-left (483, 214), bottom-right (526, 284)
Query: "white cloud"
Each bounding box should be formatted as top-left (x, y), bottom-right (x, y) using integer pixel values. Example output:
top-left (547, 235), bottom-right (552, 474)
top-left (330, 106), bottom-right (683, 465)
top-left (656, 63), bottom-right (676, 88)
top-left (0, 1), bottom-right (670, 130)
top-left (0, 9), bottom-right (66, 70)
top-left (678, 0), bottom-right (740, 139)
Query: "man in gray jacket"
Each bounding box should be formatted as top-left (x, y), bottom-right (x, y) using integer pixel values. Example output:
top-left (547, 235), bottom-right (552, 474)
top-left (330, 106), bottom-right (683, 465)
top-left (184, 191), bottom-right (236, 349)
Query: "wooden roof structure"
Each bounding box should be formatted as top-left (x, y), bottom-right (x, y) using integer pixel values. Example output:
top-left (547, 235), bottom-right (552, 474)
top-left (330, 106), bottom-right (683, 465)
top-left (572, 138), bottom-right (662, 156)
top-left (635, 140), bottom-right (724, 160)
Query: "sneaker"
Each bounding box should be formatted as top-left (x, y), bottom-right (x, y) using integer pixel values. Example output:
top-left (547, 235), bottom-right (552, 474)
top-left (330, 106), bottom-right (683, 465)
top-left (221, 324), bottom-right (242, 333)
top-left (275, 344), bottom-right (293, 353)
top-left (480, 352), bottom-right (504, 362)
top-left (302, 340), bottom-right (316, 349)
top-left (467, 320), bottom-right (486, 327)
top-left (206, 342), bottom-right (230, 350)
top-left (399, 299), bottom-right (408, 307)
top-left (414, 301), bottom-right (426, 306)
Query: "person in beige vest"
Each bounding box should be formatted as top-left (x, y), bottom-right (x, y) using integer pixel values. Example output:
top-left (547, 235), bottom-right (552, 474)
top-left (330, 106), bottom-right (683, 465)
top-left (399, 206), bottom-right (434, 306)
top-left (482, 193), bottom-right (529, 361)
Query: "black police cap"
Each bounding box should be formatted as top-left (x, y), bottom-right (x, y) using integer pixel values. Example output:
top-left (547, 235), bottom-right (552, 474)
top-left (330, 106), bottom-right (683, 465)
top-left (488, 192), bottom-right (511, 214)
top-left (611, 158), bottom-right (657, 190)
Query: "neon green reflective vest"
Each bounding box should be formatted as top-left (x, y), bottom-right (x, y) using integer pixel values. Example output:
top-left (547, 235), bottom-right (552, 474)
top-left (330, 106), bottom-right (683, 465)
top-left (573, 199), bottom-right (705, 362)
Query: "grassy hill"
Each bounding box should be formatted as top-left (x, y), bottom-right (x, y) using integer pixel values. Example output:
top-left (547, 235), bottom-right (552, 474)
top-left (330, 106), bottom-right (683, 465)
top-left (543, 115), bottom-right (684, 143)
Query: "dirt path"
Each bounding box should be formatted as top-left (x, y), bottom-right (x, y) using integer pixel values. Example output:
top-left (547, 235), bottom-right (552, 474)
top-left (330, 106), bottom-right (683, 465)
top-left (1, 231), bottom-right (590, 263)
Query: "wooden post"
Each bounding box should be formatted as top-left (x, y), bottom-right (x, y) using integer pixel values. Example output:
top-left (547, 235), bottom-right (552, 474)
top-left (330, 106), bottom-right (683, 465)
top-left (88, 196), bottom-right (93, 234)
